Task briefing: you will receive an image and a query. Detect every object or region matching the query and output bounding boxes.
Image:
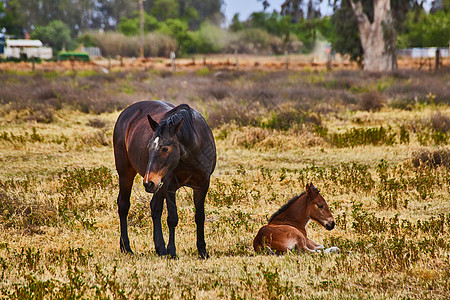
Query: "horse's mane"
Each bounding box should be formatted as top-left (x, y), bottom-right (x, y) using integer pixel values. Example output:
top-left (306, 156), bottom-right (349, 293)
top-left (268, 187), bottom-right (319, 223)
top-left (154, 104), bottom-right (196, 145)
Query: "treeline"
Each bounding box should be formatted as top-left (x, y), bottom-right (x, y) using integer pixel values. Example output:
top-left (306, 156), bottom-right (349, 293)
top-left (0, 0), bottom-right (223, 35)
top-left (0, 0), bottom-right (448, 58)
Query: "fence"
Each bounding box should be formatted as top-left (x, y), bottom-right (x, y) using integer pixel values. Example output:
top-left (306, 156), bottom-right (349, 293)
top-left (82, 47), bottom-right (101, 58)
top-left (397, 47), bottom-right (449, 58)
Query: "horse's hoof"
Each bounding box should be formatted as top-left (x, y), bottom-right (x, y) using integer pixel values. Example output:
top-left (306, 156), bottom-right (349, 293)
top-left (120, 248), bottom-right (134, 255)
top-left (120, 245), bottom-right (134, 255)
top-left (198, 252), bottom-right (210, 259)
top-left (167, 253), bottom-right (178, 260)
top-left (156, 248), bottom-right (168, 257)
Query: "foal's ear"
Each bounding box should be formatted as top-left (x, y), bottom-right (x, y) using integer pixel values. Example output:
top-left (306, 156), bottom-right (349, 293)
top-left (170, 117), bottom-right (184, 136)
top-left (148, 115), bottom-right (159, 131)
top-left (306, 183), bottom-right (313, 196)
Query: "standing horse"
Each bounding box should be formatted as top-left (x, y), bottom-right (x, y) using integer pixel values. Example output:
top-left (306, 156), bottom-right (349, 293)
top-left (253, 183), bottom-right (337, 254)
top-left (113, 101), bottom-right (216, 258)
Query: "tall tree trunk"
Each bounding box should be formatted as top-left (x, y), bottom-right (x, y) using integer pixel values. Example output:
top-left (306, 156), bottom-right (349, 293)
top-left (349, 0), bottom-right (396, 71)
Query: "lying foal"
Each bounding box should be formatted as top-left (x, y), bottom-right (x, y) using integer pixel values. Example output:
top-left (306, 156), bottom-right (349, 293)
top-left (253, 183), bottom-right (339, 254)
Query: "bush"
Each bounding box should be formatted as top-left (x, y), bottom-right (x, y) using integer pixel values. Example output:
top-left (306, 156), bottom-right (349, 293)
top-left (31, 20), bottom-right (75, 54)
top-left (79, 31), bottom-right (176, 57)
top-left (412, 148), bottom-right (450, 168)
top-left (358, 91), bottom-right (385, 112)
top-left (324, 126), bottom-right (397, 148)
top-left (225, 28), bottom-right (300, 55)
top-left (187, 22), bottom-right (226, 53)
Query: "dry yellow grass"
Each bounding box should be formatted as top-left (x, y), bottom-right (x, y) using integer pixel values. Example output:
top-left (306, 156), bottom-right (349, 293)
top-left (0, 83), bottom-right (449, 299)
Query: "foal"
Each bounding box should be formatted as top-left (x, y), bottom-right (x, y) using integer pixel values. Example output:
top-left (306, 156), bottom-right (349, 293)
top-left (253, 183), bottom-right (336, 254)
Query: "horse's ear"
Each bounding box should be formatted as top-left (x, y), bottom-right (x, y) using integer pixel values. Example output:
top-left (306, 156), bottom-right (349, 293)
top-left (170, 117), bottom-right (184, 136)
top-left (306, 183), bottom-right (313, 196)
top-left (148, 115), bottom-right (159, 131)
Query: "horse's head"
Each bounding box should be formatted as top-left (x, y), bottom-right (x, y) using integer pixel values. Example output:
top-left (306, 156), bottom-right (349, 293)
top-left (143, 114), bottom-right (184, 193)
top-left (306, 183), bottom-right (335, 230)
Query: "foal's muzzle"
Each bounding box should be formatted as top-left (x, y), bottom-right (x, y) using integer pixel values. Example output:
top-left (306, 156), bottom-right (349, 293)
top-left (325, 220), bottom-right (335, 231)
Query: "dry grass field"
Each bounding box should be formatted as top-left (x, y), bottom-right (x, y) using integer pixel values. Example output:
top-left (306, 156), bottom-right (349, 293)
top-left (0, 66), bottom-right (449, 299)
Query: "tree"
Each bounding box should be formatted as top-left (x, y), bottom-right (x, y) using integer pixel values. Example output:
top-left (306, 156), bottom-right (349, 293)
top-left (348, 0), bottom-right (396, 71)
top-left (229, 13), bottom-right (244, 32)
top-left (0, 0), bottom-right (24, 36)
top-left (118, 12), bottom-right (159, 36)
top-left (144, 0), bottom-right (224, 29)
top-left (152, 0), bottom-right (179, 21)
top-left (332, 1), bottom-right (364, 66)
top-left (31, 20), bottom-right (74, 53)
top-left (398, 9), bottom-right (450, 47)
top-left (277, 0), bottom-right (412, 71)
top-left (157, 18), bottom-right (192, 54)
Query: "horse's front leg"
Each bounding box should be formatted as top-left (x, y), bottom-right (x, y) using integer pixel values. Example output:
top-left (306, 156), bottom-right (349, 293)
top-left (193, 185), bottom-right (209, 259)
top-left (117, 173), bottom-right (136, 254)
top-left (151, 191), bottom-right (167, 256)
top-left (166, 185), bottom-right (178, 258)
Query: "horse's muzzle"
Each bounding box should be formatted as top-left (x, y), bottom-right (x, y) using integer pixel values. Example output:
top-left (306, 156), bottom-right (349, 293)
top-left (143, 180), bottom-right (163, 193)
top-left (325, 221), bottom-right (335, 231)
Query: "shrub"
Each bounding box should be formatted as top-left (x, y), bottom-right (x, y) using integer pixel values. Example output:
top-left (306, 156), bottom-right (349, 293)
top-left (358, 91), bottom-right (385, 112)
top-left (187, 23), bottom-right (226, 54)
top-left (31, 20), bottom-right (75, 54)
top-left (411, 148), bottom-right (450, 168)
top-left (428, 112), bottom-right (450, 134)
top-left (79, 31), bottom-right (176, 57)
top-left (0, 190), bottom-right (58, 232)
top-left (224, 28), bottom-right (302, 55)
top-left (326, 126), bottom-right (397, 148)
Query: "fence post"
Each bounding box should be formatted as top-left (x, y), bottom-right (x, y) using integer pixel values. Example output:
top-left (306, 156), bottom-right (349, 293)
top-left (327, 49), bottom-right (332, 71)
top-left (170, 51), bottom-right (176, 72)
top-left (435, 48), bottom-right (440, 71)
top-left (285, 50), bottom-right (289, 70)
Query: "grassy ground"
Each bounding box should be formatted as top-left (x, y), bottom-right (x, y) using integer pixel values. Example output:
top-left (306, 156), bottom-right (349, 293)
top-left (0, 68), bottom-right (449, 299)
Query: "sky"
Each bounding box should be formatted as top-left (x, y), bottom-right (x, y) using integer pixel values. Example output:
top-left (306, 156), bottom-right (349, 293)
top-left (223, 0), bottom-right (334, 25)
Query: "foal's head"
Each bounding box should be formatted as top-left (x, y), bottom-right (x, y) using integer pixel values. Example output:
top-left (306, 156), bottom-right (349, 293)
top-left (305, 183), bottom-right (335, 230)
top-left (143, 114), bottom-right (184, 193)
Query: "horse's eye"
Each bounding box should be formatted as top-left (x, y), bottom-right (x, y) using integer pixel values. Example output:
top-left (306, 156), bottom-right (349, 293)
top-left (317, 204), bottom-right (323, 209)
top-left (161, 147), bottom-right (169, 153)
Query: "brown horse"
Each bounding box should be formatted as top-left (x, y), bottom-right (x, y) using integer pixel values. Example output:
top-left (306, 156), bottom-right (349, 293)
top-left (253, 183), bottom-right (336, 254)
top-left (113, 101), bottom-right (216, 258)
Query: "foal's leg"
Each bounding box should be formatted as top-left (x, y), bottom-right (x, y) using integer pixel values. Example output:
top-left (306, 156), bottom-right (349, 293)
top-left (117, 172), bottom-right (136, 254)
top-left (151, 190), bottom-right (167, 256)
top-left (306, 237), bottom-right (324, 251)
top-left (193, 184), bottom-right (209, 259)
top-left (295, 236), bottom-right (318, 253)
top-left (166, 184), bottom-right (179, 258)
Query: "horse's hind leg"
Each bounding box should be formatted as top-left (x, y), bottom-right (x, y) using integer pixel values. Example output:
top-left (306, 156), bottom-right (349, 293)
top-left (117, 171), bottom-right (136, 254)
top-left (165, 182), bottom-right (179, 258)
top-left (193, 184), bottom-right (209, 259)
